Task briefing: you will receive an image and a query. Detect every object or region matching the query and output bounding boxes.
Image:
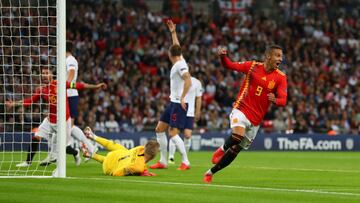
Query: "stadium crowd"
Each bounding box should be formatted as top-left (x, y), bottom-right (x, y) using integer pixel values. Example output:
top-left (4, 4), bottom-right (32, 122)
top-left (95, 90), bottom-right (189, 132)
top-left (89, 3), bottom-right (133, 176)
top-left (1, 0), bottom-right (359, 135)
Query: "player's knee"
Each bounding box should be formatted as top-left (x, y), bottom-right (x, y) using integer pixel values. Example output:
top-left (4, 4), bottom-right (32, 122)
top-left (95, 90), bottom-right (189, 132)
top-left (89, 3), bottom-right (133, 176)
top-left (184, 134), bottom-right (191, 139)
top-left (155, 125), bottom-right (164, 133)
top-left (184, 130), bottom-right (192, 138)
top-left (168, 127), bottom-right (179, 137)
top-left (231, 133), bottom-right (245, 143)
top-left (32, 136), bottom-right (41, 141)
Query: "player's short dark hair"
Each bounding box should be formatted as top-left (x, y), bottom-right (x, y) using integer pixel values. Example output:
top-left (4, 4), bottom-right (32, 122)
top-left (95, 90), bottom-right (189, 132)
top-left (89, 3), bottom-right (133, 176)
top-left (40, 66), bottom-right (56, 76)
top-left (169, 44), bottom-right (182, 57)
top-left (66, 40), bottom-right (74, 53)
top-left (265, 44), bottom-right (283, 56)
top-left (144, 140), bottom-right (160, 159)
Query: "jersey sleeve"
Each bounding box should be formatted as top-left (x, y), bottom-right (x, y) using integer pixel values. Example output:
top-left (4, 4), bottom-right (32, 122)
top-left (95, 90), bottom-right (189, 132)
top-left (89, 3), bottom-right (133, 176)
top-left (196, 81), bottom-right (204, 97)
top-left (275, 75), bottom-right (287, 106)
top-left (66, 57), bottom-right (77, 71)
top-left (220, 56), bottom-right (252, 74)
top-left (66, 81), bottom-right (85, 90)
top-left (23, 87), bottom-right (41, 107)
top-left (177, 60), bottom-right (189, 76)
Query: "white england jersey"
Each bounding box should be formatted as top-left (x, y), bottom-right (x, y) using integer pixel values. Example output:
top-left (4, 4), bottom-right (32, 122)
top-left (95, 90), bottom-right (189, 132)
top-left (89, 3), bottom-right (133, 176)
top-left (169, 58), bottom-right (189, 103)
top-left (66, 55), bottom-right (79, 97)
top-left (185, 77), bottom-right (203, 117)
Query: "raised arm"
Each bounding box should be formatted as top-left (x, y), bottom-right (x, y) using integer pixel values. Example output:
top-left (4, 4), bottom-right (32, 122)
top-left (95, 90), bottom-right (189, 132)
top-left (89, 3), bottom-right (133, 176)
top-left (167, 19), bottom-right (180, 46)
top-left (218, 47), bottom-right (251, 73)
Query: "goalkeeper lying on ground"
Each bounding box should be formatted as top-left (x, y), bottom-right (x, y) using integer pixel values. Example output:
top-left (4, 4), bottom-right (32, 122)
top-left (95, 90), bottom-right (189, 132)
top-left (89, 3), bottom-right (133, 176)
top-left (82, 127), bottom-right (159, 176)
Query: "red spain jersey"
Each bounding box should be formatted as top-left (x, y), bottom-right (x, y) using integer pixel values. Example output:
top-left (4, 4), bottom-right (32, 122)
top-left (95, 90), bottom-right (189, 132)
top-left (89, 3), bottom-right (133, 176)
top-left (23, 80), bottom-right (85, 124)
top-left (221, 56), bottom-right (287, 126)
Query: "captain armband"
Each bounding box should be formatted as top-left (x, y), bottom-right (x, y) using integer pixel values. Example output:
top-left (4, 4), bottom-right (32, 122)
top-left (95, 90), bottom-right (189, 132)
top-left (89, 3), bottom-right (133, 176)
top-left (70, 82), bottom-right (76, 89)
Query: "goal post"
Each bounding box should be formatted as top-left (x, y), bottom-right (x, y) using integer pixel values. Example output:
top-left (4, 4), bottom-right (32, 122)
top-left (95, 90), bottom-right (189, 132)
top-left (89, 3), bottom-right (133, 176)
top-left (0, 0), bottom-right (66, 178)
top-left (56, 0), bottom-right (66, 178)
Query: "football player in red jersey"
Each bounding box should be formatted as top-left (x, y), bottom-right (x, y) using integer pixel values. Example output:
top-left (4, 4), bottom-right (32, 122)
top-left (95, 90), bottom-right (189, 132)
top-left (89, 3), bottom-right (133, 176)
top-left (7, 67), bottom-right (106, 167)
top-left (203, 45), bottom-right (287, 183)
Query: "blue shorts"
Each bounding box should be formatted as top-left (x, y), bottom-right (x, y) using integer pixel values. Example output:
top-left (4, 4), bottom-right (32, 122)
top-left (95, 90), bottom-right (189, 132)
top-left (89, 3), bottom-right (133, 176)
top-left (184, 117), bottom-right (194, 130)
top-left (68, 96), bottom-right (79, 118)
top-left (160, 102), bottom-right (188, 130)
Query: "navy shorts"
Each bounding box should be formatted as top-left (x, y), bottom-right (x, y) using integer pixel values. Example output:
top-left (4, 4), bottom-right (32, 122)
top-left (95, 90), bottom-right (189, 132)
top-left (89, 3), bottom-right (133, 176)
top-left (184, 117), bottom-right (194, 130)
top-left (68, 96), bottom-right (79, 118)
top-left (160, 102), bottom-right (188, 130)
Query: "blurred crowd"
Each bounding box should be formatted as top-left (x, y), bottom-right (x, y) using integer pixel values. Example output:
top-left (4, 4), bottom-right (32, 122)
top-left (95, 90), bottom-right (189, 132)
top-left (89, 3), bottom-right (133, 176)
top-left (1, 0), bottom-right (359, 135)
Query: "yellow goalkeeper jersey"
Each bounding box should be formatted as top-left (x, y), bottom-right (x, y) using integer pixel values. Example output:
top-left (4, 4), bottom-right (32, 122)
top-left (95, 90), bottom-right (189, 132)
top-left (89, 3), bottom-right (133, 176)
top-left (102, 146), bottom-right (147, 176)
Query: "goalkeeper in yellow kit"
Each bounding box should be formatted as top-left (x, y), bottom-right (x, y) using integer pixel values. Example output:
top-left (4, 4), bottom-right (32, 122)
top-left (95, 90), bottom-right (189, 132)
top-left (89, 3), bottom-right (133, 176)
top-left (82, 127), bottom-right (159, 176)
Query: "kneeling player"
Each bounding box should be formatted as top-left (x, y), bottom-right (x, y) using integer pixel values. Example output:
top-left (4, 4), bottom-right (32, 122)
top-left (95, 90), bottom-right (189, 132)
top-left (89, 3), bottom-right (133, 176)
top-left (82, 127), bottom-right (159, 176)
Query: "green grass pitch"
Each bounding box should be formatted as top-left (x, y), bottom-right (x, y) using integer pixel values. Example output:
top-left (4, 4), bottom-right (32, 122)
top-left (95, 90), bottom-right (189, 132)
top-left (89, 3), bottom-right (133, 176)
top-left (1, 151), bottom-right (360, 203)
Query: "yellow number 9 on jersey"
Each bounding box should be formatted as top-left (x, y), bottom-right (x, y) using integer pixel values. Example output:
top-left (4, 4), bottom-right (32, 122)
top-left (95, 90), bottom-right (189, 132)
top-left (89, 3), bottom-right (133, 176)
top-left (255, 86), bottom-right (263, 96)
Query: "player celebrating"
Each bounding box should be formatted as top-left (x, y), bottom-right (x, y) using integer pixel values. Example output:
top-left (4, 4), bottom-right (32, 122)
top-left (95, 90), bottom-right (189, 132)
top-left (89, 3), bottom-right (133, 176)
top-left (8, 67), bottom-right (106, 167)
top-left (82, 127), bottom-right (159, 176)
top-left (168, 76), bottom-right (203, 163)
top-left (149, 19), bottom-right (192, 170)
top-left (203, 45), bottom-right (287, 183)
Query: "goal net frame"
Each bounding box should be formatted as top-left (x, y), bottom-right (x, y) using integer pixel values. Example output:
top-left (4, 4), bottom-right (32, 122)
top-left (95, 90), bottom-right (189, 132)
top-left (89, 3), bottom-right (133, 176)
top-left (0, 0), bottom-right (66, 178)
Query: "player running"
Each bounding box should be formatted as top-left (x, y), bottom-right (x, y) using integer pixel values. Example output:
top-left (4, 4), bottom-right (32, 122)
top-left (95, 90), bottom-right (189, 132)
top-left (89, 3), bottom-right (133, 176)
top-left (203, 45), bottom-right (288, 183)
top-left (149, 19), bottom-right (192, 170)
top-left (82, 127), bottom-right (159, 176)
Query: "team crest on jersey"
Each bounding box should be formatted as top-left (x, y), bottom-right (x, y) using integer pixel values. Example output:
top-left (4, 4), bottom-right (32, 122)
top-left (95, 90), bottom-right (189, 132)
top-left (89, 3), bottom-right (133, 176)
top-left (232, 118), bottom-right (238, 124)
top-left (268, 80), bottom-right (275, 89)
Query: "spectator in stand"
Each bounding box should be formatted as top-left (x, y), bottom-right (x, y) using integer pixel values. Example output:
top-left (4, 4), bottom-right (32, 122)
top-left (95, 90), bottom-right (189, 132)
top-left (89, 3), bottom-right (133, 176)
top-left (2, 0), bottom-right (359, 135)
top-left (105, 114), bottom-right (120, 133)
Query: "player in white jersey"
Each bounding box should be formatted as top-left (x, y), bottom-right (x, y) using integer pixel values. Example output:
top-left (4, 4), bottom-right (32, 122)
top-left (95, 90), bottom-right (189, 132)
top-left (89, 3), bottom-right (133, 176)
top-left (168, 77), bottom-right (203, 163)
top-left (150, 19), bottom-right (192, 170)
top-left (38, 41), bottom-right (97, 166)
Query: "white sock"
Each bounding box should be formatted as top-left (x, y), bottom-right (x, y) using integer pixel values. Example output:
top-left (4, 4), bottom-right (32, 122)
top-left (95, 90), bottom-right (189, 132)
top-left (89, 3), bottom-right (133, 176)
top-left (171, 134), bottom-right (190, 165)
top-left (71, 126), bottom-right (95, 154)
top-left (168, 138), bottom-right (176, 160)
top-left (206, 169), bottom-right (213, 175)
top-left (184, 137), bottom-right (191, 152)
top-left (49, 134), bottom-right (57, 160)
top-left (156, 132), bottom-right (167, 165)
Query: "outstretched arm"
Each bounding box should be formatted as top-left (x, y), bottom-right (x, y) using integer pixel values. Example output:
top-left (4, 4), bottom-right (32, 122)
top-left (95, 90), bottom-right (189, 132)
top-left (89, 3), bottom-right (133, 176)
top-left (167, 19), bottom-right (180, 46)
top-left (67, 82), bottom-right (107, 91)
top-left (6, 88), bottom-right (41, 108)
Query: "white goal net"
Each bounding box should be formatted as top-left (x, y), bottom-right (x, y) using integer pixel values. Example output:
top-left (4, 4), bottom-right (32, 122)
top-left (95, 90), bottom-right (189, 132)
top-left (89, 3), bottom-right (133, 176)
top-left (0, 0), bottom-right (65, 177)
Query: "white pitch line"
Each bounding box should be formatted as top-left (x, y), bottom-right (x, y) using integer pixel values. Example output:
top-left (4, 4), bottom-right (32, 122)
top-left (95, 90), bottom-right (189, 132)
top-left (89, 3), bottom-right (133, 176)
top-left (68, 176), bottom-right (360, 197)
top-left (81, 162), bottom-right (360, 173)
top-left (244, 166), bottom-right (360, 173)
